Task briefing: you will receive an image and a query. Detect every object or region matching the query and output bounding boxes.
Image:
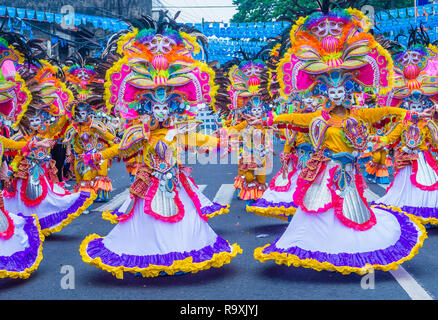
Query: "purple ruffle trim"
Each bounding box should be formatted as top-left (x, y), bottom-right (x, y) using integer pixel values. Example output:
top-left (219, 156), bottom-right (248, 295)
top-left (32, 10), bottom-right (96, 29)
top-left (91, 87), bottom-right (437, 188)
top-left (86, 236), bottom-right (233, 268)
top-left (107, 209), bottom-right (124, 218)
top-left (401, 206), bottom-right (438, 220)
top-left (261, 206), bottom-right (421, 268)
top-left (0, 214), bottom-right (41, 272)
top-left (39, 192), bottom-right (92, 230)
top-left (250, 198), bottom-right (297, 209)
top-left (201, 203), bottom-right (227, 216)
top-left (372, 202), bottom-right (438, 221)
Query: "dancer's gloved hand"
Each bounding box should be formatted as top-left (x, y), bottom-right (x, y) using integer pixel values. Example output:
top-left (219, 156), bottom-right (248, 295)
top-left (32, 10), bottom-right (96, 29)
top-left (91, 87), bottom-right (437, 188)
top-left (78, 152), bottom-right (102, 166)
top-left (35, 139), bottom-right (55, 149)
top-left (243, 114), bottom-right (262, 126)
top-left (0, 161), bottom-right (11, 184)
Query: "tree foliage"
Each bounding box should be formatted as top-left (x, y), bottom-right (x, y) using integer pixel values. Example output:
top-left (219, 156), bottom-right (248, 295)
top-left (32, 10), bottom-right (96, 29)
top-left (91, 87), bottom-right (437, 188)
top-left (231, 0), bottom-right (415, 23)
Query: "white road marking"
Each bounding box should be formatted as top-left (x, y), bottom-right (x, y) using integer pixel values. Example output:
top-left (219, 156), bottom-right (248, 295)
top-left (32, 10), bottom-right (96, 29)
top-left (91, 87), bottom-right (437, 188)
top-left (363, 188), bottom-right (380, 202)
top-left (389, 267), bottom-right (433, 300)
top-left (365, 187), bottom-right (433, 300)
top-left (213, 184), bottom-right (235, 205)
top-left (94, 184), bottom-right (207, 212)
top-left (93, 189), bottom-right (129, 212)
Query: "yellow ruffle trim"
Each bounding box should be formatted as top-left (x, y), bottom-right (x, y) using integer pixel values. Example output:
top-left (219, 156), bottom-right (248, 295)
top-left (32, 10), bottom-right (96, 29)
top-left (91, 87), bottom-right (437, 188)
top-left (0, 214), bottom-right (45, 279)
top-left (246, 205), bottom-right (296, 221)
top-left (79, 234), bottom-right (243, 279)
top-left (254, 207), bottom-right (427, 275)
top-left (204, 204), bottom-right (230, 219)
top-left (42, 191), bottom-right (97, 236)
top-left (102, 210), bottom-right (120, 224)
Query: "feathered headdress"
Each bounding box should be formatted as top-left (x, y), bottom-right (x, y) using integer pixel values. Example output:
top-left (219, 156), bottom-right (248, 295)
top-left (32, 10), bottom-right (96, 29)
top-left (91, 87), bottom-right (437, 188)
top-left (217, 47), bottom-right (273, 119)
top-left (102, 10), bottom-right (219, 118)
top-left (380, 24), bottom-right (438, 110)
top-left (277, 1), bottom-right (395, 107)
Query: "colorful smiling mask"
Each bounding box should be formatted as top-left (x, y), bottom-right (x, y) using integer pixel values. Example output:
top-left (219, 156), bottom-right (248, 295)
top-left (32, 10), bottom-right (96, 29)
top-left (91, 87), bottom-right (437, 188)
top-left (104, 14), bottom-right (218, 118)
top-left (64, 53), bottom-right (103, 103)
top-left (218, 48), bottom-right (274, 123)
top-left (380, 26), bottom-right (438, 111)
top-left (0, 35), bottom-right (31, 127)
top-left (30, 61), bottom-right (73, 117)
top-left (277, 6), bottom-right (394, 102)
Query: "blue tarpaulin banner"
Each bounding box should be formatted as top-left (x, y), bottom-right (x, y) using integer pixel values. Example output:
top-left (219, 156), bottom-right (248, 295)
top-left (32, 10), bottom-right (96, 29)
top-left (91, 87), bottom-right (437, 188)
top-left (6, 7), bottom-right (16, 17)
top-left (26, 9), bottom-right (35, 19)
top-left (46, 12), bottom-right (54, 23)
top-left (36, 11), bottom-right (45, 21)
top-left (16, 8), bottom-right (26, 18)
top-left (55, 14), bottom-right (62, 24)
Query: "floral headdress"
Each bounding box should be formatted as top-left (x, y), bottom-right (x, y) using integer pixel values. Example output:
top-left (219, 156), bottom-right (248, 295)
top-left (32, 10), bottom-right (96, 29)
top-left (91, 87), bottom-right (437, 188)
top-left (277, 1), bottom-right (395, 110)
top-left (218, 47), bottom-right (274, 122)
top-left (103, 11), bottom-right (218, 119)
top-left (380, 25), bottom-right (438, 110)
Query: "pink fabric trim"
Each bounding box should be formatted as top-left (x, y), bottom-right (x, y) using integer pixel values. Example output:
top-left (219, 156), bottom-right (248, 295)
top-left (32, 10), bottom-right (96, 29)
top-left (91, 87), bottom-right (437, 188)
top-left (20, 176), bottom-right (48, 207)
top-left (292, 163), bottom-right (333, 214)
top-left (3, 180), bottom-right (17, 199)
top-left (0, 208), bottom-right (14, 239)
top-left (143, 176), bottom-right (185, 223)
top-left (47, 180), bottom-right (72, 196)
top-left (180, 173), bottom-right (208, 221)
top-left (116, 195), bottom-right (136, 222)
top-left (410, 150), bottom-right (438, 191)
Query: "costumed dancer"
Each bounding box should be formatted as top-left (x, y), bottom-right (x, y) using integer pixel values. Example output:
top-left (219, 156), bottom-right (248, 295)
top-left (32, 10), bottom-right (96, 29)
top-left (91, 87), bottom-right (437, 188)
top-left (373, 26), bottom-right (438, 226)
top-left (246, 39), bottom-right (320, 220)
top-left (252, 3), bottom-right (427, 274)
top-left (358, 74), bottom-right (397, 185)
top-left (79, 12), bottom-right (240, 279)
top-left (63, 53), bottom-right (118, 202)
top-left (219, 51), bottom-right (275, 204)
top-left (247, 92), bottom-right (317, 220)
top-left (0, 32), bottom-right (44, 278)
top-left (116, 109), bottom-right (143, 182)
top-left (2, 57), bottom-right (96, 236)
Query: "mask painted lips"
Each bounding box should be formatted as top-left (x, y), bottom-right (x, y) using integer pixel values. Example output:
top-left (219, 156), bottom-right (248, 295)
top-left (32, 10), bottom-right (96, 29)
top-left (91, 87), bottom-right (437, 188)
top-left (0, 82), bottom-right (17, 117)
top-left (0, 98), bottom-right (14, 117)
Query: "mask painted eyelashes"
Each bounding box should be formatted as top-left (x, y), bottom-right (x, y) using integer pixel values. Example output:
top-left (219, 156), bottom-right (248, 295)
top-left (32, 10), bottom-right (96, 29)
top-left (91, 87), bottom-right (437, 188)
top-left (400, 51), bottom-right (423, 66)
top-left (311, 20), bottom-right (344, 38)
top-left (146, 35), bottom-right (177, 54)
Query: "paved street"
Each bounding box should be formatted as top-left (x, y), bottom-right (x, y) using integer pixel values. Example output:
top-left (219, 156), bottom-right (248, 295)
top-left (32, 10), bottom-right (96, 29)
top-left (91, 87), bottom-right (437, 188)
top-left (1, 143), bottom-right (437, 300)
